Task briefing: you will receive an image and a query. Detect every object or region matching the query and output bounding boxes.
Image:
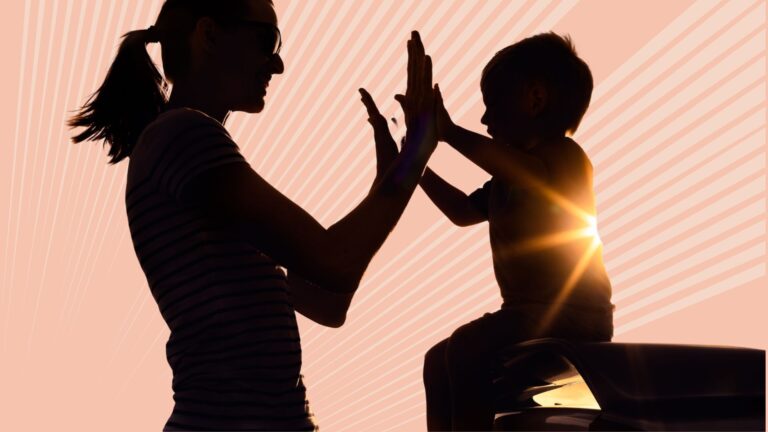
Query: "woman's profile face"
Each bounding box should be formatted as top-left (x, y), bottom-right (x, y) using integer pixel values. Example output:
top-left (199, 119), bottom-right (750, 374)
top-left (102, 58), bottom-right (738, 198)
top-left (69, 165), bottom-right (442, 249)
top-left (209, 0), bottom-right (284, 114)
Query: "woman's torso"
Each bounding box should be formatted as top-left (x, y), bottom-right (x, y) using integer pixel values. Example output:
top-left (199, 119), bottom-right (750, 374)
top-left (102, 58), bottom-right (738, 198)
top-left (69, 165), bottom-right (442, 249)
top-left (126, 108), bottom-right (315, 431)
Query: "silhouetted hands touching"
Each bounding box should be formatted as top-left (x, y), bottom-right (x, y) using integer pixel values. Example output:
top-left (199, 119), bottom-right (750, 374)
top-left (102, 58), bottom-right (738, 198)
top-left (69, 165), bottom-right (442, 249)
top-left (359, 31), bottom-right (438, 192)
top-left (395, 31), bottom-right (438, 160)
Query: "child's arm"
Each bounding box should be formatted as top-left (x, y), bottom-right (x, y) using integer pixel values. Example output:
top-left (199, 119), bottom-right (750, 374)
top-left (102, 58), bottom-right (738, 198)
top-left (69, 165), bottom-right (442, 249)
top-left (420, 167), bottom-right (488, 226)
top-left (436, 86), bottom-right (548, 188)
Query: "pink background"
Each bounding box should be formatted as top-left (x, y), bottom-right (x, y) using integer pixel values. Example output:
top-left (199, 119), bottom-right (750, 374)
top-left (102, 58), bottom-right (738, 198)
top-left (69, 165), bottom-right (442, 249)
top-left (0, 0), bottom-right (765, 430)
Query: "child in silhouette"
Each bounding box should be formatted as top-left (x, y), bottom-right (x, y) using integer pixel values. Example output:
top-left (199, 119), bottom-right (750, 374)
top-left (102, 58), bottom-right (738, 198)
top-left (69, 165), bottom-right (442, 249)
top-left (421, 33), bottom-right (614, 431)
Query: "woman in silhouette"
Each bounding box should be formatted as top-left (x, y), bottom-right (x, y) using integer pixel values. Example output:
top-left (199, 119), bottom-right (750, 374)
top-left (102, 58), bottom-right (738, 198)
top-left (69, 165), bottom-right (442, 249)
top-left (69, 0), bottom-right (436, 430)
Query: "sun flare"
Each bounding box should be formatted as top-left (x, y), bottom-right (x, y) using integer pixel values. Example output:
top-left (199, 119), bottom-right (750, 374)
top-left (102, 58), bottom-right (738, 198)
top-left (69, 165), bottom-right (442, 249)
top-left (583, 215), bottom-right (602, 246)
top-left (506, 179), bottom-right (605, 337)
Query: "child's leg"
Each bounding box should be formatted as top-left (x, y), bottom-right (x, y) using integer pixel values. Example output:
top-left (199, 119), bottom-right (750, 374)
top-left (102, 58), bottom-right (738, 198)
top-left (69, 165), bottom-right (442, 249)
top-left (423, 338), bottom-right (451, 431)
top-left (445, 312), bottom-right (520, 431)
top-left (440, 305), bottom-right (613, 430)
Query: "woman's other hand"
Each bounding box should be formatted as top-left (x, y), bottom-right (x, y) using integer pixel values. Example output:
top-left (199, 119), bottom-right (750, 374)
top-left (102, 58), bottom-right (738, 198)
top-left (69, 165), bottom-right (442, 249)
top-left (359, 88), bottom-right (399, 189)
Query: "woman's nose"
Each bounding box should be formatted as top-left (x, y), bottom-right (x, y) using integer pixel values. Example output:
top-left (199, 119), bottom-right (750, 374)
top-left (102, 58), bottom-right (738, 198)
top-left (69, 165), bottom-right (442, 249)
top-left (271, 54), bottom-right (284, 74)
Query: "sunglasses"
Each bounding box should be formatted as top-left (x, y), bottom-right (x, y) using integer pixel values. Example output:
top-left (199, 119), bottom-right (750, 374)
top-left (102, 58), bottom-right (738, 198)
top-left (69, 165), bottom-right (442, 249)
top-left (221, 19), bottom-right (282, 56)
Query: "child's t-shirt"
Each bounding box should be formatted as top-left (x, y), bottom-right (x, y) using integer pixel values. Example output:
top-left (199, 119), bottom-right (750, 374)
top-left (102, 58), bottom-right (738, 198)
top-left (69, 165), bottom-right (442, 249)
top-left (468, 137), bottom-right (613, 312)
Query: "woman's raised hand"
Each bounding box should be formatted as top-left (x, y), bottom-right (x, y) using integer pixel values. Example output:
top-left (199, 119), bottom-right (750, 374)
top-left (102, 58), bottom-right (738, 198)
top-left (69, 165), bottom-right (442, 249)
top-left (395, 31), bottom-right (438, 158)
top-left (359, 88), bottom-right (399, 187)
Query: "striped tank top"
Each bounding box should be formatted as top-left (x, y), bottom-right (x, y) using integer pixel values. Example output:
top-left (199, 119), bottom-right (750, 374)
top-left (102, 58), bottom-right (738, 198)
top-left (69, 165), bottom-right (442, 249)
top-left (125, 108), bottom-right (316, 431)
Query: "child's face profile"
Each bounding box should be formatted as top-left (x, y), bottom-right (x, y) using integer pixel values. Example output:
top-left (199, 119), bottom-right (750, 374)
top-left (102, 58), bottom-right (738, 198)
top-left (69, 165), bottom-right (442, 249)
top-left (480, 80), bottom-right (529, 147)
top-left (481, 75), bottom-right (553, 148)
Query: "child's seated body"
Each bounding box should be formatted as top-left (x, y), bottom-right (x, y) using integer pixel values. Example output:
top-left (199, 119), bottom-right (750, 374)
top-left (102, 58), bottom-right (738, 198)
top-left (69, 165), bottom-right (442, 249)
top-left (421, 33), bottom-right (614, 431)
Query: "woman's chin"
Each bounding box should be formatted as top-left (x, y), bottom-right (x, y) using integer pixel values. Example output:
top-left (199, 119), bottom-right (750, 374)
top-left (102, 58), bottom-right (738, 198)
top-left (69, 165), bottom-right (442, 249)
top-left (238, 98), bottom-right (266, 114)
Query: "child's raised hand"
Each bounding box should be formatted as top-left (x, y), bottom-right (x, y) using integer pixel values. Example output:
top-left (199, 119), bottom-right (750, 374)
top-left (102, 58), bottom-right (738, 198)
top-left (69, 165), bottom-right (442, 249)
top-left (434, 84), bottom-right (456, 142)
top-left (395, 31), bottom-right (438, 158)
top-left (359, 88), bottom-right (399, 184)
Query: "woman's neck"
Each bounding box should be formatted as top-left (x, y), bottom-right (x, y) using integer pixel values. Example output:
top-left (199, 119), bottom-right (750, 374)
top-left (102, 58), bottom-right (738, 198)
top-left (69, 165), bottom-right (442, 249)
top-left (166, 80), bottom-right (230, 125)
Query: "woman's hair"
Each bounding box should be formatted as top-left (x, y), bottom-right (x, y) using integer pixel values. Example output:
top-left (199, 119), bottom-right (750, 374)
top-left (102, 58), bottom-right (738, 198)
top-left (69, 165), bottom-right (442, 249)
top-left (68, 0), bottom-right (256, 164)
top-left (481, 32), bottom-right (593, 136)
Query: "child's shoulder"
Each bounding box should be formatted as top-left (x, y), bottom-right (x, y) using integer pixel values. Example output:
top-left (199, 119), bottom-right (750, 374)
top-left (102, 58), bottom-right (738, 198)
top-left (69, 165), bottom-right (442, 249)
top-left (525, 137), bottom-right (594, 187)
top-left (532, 136), bottom-right (586, 156)
top-left (531, 136), bottom-right (592, 169)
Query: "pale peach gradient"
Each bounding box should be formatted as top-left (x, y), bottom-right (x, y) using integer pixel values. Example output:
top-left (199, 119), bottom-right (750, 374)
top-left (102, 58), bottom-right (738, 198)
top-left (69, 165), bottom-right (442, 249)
top-left (0, 1), bottom-right (765, 431)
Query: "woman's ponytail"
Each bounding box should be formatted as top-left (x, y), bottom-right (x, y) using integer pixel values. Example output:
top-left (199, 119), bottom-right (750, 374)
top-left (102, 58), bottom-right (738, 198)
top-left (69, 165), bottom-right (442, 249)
top-left (68, 27), bottom-right (168, 164)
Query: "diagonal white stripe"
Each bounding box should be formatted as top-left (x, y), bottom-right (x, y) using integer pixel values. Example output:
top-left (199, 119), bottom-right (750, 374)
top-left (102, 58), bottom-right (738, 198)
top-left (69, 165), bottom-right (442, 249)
top-left (294, 0), bottom-right (460, 206)
top-left (309, 241), bottom-right (492, 384)
top-left (64, 0), bottom-right (155, 328)
top-left (600, 114), bottom-right (765, 222)
top-left (19, 0), bottom-right (91, 334)
top-left (303, 225), bottom-right (486, 353)
top-left (311, 0), bottom-right (577, 222)
top-left (25, 0), bottom-right (64, 352)
top-left (55, 0), bottom-right (105, 323)
top-left (243, 0), bottom-right (336, 160)
top-left (275, 0), bottom-right (489, 190)
top-left (328, 292), bottom-right (499, 429)
top-left (605, 191), bottom-right (764, 273)
top-left (615, 232), bottom-right (765, 306)
top-left (58, 0), bottom-right (122, 324)
top-left (620, 231), bottom-right (765, 317)
top-left (2, 0), bottom-right (32, 353)
top-left (319, 278), bottom-right (497, 413)
top-left (615, 264), bottom-right (765, 334)
top-left (300, 219), bottom-right (454, 342)
top-left (263, 0), bottom-right (378, 181)
top-left (231, 0), bottom-right (315, 143)
top-left (580, 0), bottom-right (732, 131)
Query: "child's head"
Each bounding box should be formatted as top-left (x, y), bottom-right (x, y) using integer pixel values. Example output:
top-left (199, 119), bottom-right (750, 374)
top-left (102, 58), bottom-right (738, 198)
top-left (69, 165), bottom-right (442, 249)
top-left (480, 33), bottom-right (592, 143)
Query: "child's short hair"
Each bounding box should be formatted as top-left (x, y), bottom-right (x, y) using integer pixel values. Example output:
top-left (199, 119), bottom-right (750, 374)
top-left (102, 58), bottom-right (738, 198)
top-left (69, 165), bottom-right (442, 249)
top-left (481, 32), bottom-right (593, 135)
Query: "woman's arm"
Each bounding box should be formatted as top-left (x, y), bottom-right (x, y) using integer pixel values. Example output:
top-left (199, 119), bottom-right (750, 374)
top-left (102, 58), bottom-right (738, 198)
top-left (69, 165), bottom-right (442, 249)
top-left (179, 32), bottom-right (437, 327)
top-left (287, 272), bottom-right (353, 328)
top-left (180, 121), bottom-right (432, 325)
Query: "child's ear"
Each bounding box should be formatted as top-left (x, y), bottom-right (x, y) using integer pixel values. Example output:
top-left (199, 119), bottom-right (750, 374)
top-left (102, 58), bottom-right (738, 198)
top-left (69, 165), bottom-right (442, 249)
top-left (524, 80), bottom-right (548, 116)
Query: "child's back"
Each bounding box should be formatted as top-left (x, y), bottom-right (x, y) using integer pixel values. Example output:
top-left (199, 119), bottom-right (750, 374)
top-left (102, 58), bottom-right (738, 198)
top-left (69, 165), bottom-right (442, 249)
top-left (475, 136), bottom-right (612, 311)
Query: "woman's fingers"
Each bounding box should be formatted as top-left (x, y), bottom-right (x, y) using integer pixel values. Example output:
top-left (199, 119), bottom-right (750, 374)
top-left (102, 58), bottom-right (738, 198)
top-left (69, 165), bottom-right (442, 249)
top-left (412, 31), bottom-right (424, 63)
top-left (406, 32), bottom-right (425, 97)
top-left (424, 54), bottom-right (433, 95)
top-left (395, 93), bottom-right (414, 126)
top-left (411, 33), bottom-right (421, 97)
top-left (401, 30), bottom-right (436, 121)
top-left (413, 32), bottom-right (426, 89)
top-left (406, 39), bottom-right (413, 99)
top-left (359, 88), bottom-right (390, 133)
top-left (359, 88), bottom-right (381, 118)
top-left (394, 94), bottom-right (407, 112)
